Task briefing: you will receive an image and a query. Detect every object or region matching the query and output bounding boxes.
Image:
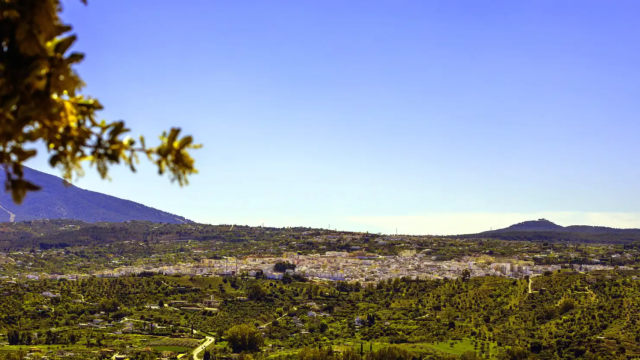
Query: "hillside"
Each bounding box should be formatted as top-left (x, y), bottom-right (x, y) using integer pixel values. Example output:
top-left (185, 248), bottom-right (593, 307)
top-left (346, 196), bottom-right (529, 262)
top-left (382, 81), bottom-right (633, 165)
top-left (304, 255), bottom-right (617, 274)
top-left (450, 218), bottom-right (640, 244)
top-left (488, 218), bottom-right (640, 234)
top-left (0, 167), bottom-right (191, 224)
top-left (490, 218), bottom-right (565, 232)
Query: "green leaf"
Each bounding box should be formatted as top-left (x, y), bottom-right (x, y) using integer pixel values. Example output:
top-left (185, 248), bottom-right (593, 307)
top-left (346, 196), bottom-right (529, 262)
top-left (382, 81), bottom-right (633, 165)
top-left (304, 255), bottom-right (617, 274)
top-left (49, 154), bottom-right (61, 167)
top-left (54, 35), bottom-right (77, 55)
top-left (78, 99), bottom-right (103, 110)
top-left (56, 25), bottom-right (73, 34)
top-left (12, 148), bottom-right (36, 161)
top-left (108, 122), bottom-right (126, 139)
top-left (167, 128), bottom-right (181, 146)
top-left (3, 96), bottom-right (20, 112)
top-left (178, 136), bottom-right (193, 149)
top-left (66, 52), bottom-right (85, 64)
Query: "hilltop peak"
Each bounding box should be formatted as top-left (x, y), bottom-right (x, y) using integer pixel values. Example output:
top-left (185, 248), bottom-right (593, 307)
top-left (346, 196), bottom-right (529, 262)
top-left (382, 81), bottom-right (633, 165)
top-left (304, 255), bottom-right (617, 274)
top-left (491, 219), bottom-right (564, 233)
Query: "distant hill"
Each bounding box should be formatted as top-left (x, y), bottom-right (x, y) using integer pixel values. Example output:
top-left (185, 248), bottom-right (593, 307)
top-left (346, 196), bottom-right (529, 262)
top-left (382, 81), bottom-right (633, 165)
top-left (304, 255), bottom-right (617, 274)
top-left (452, 218), bottom-right (640, 244)
top-left (491, 219), bottom-right (565, 232)
top-left (0, 167), bottom-right (191, 224)
top-left (486, 218), bottom-right (640, 234)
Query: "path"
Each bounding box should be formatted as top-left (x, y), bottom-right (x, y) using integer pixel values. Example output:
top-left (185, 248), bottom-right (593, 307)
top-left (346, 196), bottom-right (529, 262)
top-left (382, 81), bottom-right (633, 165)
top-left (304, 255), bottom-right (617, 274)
top-left (528, 275), bottom-right (540, 294)
top-left (191, 334), bottom-right (215, 360)
top-left (585, 286), bottom-right (597, 302)
top-left (262, 307), bottom-right (295, 327)
top-left (262, 314), bottom-right (287, 328)
top-left (0, 203), bottom-right (15, 222)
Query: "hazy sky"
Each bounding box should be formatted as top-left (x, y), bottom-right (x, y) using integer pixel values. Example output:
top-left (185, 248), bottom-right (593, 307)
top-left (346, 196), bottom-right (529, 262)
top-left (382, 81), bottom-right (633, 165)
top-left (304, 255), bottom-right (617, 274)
top-left (26, 0), bottom-right (640, 234)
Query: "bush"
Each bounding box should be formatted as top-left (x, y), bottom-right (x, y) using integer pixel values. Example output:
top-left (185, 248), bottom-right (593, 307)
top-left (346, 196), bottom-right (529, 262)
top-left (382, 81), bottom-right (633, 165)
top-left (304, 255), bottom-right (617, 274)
top-left (558, 298), bottom-right (575, 315)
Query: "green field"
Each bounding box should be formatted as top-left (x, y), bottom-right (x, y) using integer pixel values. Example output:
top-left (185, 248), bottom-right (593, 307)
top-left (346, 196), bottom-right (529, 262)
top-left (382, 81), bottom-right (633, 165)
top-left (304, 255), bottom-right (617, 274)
top-left (152, 345), bottom-right (191, 353)
top-left (331, 339), bottom-right (500, 358)
top-left (0, 345), bottom-right (70, 352)
top-left (421, 338), bottom-right (499, 357)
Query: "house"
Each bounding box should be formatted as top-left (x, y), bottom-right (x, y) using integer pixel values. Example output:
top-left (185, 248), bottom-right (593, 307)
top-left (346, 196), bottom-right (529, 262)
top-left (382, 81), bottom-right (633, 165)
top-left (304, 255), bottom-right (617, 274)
top-left (202, 295), bottom-right (220, 307)
top-left (266, 272), bottom-right (283, 280)
top-left (169, 300), bottom-right (189, 307)
top-left (100, 349), bottom-right (114, 356)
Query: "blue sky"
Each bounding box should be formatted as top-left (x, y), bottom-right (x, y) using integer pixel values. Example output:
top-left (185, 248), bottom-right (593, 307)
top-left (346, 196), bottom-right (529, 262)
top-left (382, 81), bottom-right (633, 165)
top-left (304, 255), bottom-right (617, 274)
top-left (26, 0), bottom-right (640, 234)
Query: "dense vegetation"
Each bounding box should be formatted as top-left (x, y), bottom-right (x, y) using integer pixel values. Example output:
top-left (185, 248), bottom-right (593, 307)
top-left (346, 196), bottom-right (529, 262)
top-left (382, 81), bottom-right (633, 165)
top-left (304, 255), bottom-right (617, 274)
top-left (458, 231), bottom-right (640, 244)
top-left (1, 270), bottom-right (640, 359)
top-left (1, 219), bottom-right (640, 278)
top-left (1, 220), bottom-right (640, 359)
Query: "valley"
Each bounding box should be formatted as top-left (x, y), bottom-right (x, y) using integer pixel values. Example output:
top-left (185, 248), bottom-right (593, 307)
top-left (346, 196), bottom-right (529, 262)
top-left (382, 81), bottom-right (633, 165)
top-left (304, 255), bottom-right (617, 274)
top-left (0, 220), bottom-right (639, 359)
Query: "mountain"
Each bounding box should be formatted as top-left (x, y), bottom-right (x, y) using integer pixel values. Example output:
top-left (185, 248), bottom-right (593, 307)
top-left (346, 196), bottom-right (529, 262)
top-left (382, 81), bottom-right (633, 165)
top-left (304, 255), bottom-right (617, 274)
top-left (449, 218), bottom-right (640, 244)
top-left (0, 167), bottom-right (192, 224)
top-left (485, 218), bottom-right (640, 234)
top-left (490, 218), bottom-right (564, 232)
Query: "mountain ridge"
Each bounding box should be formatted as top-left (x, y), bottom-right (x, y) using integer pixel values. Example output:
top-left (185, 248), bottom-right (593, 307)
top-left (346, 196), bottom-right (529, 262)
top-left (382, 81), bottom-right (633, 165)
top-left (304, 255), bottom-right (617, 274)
top-left (483, 218), bottom-right (640, 234)
top-left (0, 166), bottom-right (192, 224)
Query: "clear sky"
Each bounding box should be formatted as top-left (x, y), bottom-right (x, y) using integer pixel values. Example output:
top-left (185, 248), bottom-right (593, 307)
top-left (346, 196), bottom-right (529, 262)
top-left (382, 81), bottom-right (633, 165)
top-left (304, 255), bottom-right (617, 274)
top-left (26, 0), bottom-right (640, 234)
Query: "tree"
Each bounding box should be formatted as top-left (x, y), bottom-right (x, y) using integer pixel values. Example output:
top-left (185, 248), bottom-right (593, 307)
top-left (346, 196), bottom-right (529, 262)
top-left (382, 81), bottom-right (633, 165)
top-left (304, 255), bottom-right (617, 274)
top-left (342, 348), bottom-right (361, 360)
top-left (461, 269), bottom-right (471, 282)
top-left (7, 329), bottom-right (19, 345)
top-left (274, 261), bottom-right (296, 273)
top-left (529, 341), bottom-right (542, 354)
top-left (0, 0), bottom-right (200, 203)
top-left (366, 346), bottom-right (413, 360)
top-left (319, 321), bottom-right (329, 333)
top-left (500, 347), bottom-right (530, 360)
top-left (225, 324), bottom-right (263, 353)
top-left (558, 298), bottom-right (575, 315)
top-left (460, 351), bottom-right (479, 360)
top-left (297, 347), bottom-right (335, 360)
top-left (247, 283), bottom-right (265, 300)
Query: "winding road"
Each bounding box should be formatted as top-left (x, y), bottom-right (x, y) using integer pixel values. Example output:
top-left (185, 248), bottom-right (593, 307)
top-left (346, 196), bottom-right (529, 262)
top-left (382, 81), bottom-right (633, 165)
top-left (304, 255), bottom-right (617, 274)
top-left (191, 335), bottom-right (215, 360)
